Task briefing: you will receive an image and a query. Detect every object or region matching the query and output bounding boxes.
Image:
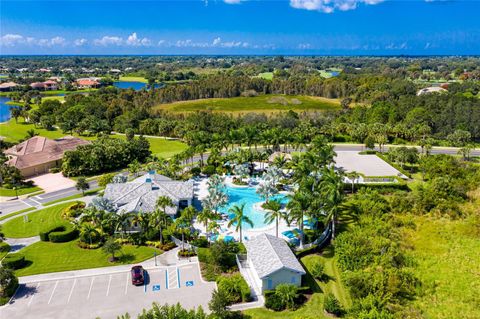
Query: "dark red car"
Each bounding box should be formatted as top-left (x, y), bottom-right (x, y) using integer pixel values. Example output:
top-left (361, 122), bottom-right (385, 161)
top-left (131, 265), bottom-right (145, 286)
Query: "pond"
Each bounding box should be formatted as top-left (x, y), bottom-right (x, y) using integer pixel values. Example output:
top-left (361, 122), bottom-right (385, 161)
top-left (113, 81), bottom-right (164, 91)
top-left (0, 96), bottom-right (14, 122)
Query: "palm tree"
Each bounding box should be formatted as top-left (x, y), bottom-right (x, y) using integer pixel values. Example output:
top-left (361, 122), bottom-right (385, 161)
top-left (286, 191), bottom-right (311, 246)
top-left (156, 196), bottom-right (174, 215)
top-left (181, 205), bottom-right (197, 222)
top-left (80, 224), bottom-right (100, 245)
top-left (263, 199), bottom-right (284, 237)
top-left (173, 216), bottom-right (190, 251)
top-left (256, 181), bottom-right (278, 204)
top-left (319, 167), bottom-right (345, 240)
top-left (113, 212), bottom-right (132, 239)
top-left (150, 209), bottom-right (172, 245)
top-left (196, 208), bottom-right (216, 234)
top-left (346, 171), bottom-right (360, 193)
top-left (228, 203), bottom-right (253, 243)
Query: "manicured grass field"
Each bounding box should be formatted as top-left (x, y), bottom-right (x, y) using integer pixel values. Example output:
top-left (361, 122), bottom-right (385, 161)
top-left (15, 241), bottom-right (159, 276)
top-left (0, 120), bottom-right (187, 158)
top-left (154, 94), bottom-right (341, 113)
top-left (0, 185), bottom-right (42, 197)
top-left (2, 202), bottom-right (73, 238)
top-left (245, 247), bottom-right (350, 319)
top-left (255, 72), bottom-right (274, 80)
top-left (405, 215), bottom-right (480, 319)
top-left (0, 207), bottom-right (36, 222)
top-left (119, 76), bottom-right (148, 83)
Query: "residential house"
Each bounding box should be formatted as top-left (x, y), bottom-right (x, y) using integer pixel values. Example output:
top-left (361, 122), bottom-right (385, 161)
top-left (102, 172), bottom-right (194, 218)
top-left (237, 233), bottom-right (306, 293)
top-left (0, 82), bottom-right (18, 92)
top-left (76, 78), bottom-right (100, 89)
top-left (4, 136), bottom-right (90, 177)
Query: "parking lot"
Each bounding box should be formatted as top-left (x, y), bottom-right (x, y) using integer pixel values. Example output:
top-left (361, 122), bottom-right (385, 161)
top-left (0, 263), bottom-right (216, 319)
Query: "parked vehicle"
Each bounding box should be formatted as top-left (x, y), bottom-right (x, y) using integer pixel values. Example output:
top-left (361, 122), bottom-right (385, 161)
top-left (131, 265), bottom-right (145, 285)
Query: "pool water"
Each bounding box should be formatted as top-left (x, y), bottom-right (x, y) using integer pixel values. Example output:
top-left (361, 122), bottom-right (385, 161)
top-left (113, 81), bottom-right (164, 90)
top-left (219, 186), bottom-right (287, 229)
top-left (0, 96), bottom-right (13, 122)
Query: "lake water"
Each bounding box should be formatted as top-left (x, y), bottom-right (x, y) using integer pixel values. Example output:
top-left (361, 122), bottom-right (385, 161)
top-left (0, 96), bottom-right (13, 122)
top-left (113, 81), bottom-right (163, 90)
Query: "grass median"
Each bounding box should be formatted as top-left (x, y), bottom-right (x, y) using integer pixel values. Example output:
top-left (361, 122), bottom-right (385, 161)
top-left (16, 241), bottom-right (160, 277)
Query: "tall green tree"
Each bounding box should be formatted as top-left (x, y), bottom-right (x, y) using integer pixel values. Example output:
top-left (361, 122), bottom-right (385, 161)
top-left (228, 203), bottom-right (253, 243)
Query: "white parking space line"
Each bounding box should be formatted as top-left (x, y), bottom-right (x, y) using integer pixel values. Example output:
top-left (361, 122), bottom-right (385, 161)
top-left (27, 283), bottom-right (40, 307)
top-left (167, 267), bottom-right (178, 289)
top-left (87, 277), bottom-right (95, 299)
top-left (67, 279), bottom-right (76, 303)
top-left (106, 275), bottom-right (112, 296)
top-left (124, 272), bottom-right (129, 295)
top-left (47, 281), bottom-right (58, 305)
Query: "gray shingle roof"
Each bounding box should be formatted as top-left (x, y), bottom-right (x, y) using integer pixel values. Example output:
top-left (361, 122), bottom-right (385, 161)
top-left (245, 233), bottom-right (306, 279)
top-left (102, 173), bottom-right (193, 216)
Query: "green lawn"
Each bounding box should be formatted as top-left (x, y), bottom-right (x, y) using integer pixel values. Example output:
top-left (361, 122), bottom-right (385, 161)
top-left (245, 247), bottom-right (350, 319)
top-left (255, 72), bottom-right (274, 80)
top-left (154, 94), bottom-right (341, 113)
top-left (0, 185), bottom-right (42, 197)
top-left (119, 76), bottom-right (148, 83)
top-left (404, 215), bottom-right (480, 319)
top-left (2, 202), bottom-right (73, 238)
top-left (0, 207), bottom-right (36, 222)
top-left (15, 241), bottom-right (159, 276)
top-left (0, 119), bottom-right (187, 158)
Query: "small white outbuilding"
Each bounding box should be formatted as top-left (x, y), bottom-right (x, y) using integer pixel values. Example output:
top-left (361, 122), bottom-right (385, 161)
top-left (241, 233), bottom-right (306, 292)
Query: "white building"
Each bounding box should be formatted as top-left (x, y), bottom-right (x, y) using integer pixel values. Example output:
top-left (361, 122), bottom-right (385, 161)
top-left (238, 233), bottom-right (306, 293)
top-left (102, 172), bottom-right (194, 216)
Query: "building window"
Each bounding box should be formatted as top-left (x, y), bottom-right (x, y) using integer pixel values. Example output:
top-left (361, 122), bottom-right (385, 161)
top-left (267, 279), bottom-right (273, 290)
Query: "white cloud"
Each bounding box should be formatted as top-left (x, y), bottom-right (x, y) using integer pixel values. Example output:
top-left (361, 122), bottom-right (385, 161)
top-left (298, 43), bottom-right (312, 49)
top-left (74, 38), bottom-right (88, 46)
top-left (0, 34), bottom-right (66, 47)
top-left (93, 36), bottom-right (123, 46)
top-left (224, 0), bottom-right (243, 4)
top-left (126, 32), bottom-right (151, 46)
top-left (290, 0), bottom-right (383, 13)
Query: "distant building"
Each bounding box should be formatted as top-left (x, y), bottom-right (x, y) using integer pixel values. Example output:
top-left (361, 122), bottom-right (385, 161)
top-left (417, 86), bottom-right (447, 96)
top-left (4, 136), bottom-right (90, 177)
top-left (238, 233), bottom-right (306, 293)
top-left (30, 80), bottom-right (58, 90)
top-left (76, 78), bottom-right (100, 89)
top-left (0, 82), bottom-right (18, 92)
top-left (103, 172), bottom-right (194, 217)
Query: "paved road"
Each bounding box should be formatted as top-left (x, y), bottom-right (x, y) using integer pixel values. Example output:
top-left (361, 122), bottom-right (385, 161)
top-left (0, 262), bottom-right (215, 319)
top-left (1, 144), bottom-right (478, 215)
top-left (0, 180), bottom-right (98, 215)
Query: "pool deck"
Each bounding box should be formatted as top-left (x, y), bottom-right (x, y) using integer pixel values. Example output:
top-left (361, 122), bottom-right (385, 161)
top-left (193, 177), bottom-right (295, 242)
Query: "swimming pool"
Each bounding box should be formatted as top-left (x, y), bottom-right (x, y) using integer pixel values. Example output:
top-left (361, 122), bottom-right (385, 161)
top-left (219, 186), bottom-right (287, 229)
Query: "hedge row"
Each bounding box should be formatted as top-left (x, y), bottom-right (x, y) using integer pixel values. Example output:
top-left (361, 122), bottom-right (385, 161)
top-left (40, 224), bottom-right (78, 242)
top-left (2, 253), bottom-right (26, 270)
top-left (0, 242), bottom-right (10, 253)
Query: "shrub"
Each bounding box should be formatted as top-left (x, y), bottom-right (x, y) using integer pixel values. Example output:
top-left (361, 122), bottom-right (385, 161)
top-left (324, 293), bottom-right (344, 316)
top-left (202, 165), bottom-right (216, 176)
top-left (178, 249), bottom-right (196, 257)
top-left (48, 225), bottom-right (78, 243)
top-left (265, 293), bottom-right (285, 311)
top-left (190, 167), bottom-right (201, 176)
top-left (197, 247), bottom-right (212, 263)
top-left (0, 268), bottom-right (19, 305)
top-left (309, 258), bottom-right (325, 280)
top-left (39, 225), bottom-right (65, 241)
top-left (77, 241), bottom-right (102, 249)
top-left (191, 237), bottom-right (209, 248)
top-left (61, 201), bottom-right (85, 219)
top-left (216, 273), bottom-right (251, 304)
top-left (275, 284), bottom-right (298, 310)
top-left (2, 253), bottom-right (26, 270)
top-left (0, 242), bottom-right (10, 253)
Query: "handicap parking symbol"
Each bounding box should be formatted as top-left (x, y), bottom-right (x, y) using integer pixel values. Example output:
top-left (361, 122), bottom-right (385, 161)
top-left (185, 281), bottom-right (194, 287)
top-left (152, 284), bottom-right (161, 291)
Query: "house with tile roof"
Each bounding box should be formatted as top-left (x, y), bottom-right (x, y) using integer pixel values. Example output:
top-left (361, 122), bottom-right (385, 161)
top-left (238, 233), bottom-right (306, 293)
top-left (102, 172), bottom-right (194, 217)
top-left (4, 136), bottom-right (90, 177)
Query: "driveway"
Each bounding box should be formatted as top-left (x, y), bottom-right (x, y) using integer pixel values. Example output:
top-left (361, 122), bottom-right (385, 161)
top-left (27, 173), bottom-right (76, 193)
top-left (0, 263), bottom-right (216, 319)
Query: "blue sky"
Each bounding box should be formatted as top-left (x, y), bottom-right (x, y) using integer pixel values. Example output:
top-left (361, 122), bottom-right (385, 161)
top-left (1, 0), bottom-right (479, 55)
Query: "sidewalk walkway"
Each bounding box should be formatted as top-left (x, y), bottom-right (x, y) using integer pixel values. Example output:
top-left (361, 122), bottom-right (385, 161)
top-left (4, 236), bottom-right (40, 253)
